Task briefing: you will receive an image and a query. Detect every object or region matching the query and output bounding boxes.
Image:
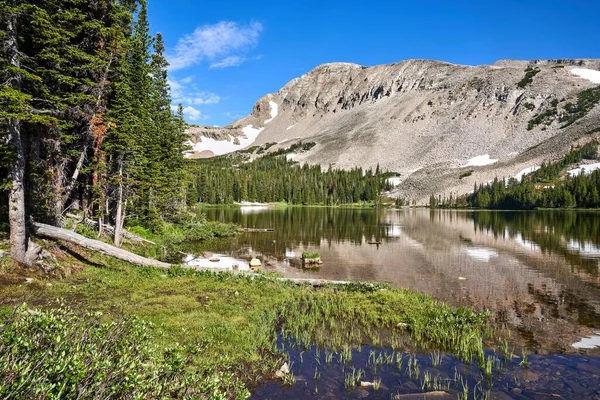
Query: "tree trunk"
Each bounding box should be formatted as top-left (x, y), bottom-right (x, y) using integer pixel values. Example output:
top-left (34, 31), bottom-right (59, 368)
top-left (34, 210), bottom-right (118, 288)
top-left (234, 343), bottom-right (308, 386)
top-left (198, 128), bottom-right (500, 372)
top-left (60, 54), bottom-right (114, 215)
top-left (5, 5), bottom-right (40, 266)
top-left (113, 152), bottom-right (125, 247)
top-left (31, 222), bottom-right (171, 269)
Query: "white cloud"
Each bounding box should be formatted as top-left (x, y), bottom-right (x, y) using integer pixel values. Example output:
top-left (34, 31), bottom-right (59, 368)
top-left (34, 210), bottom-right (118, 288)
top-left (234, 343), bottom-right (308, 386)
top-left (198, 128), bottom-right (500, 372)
top-left (168, 21), bottom-right (263, 71)
top-left (182, 106), bottom-right (203, 121)
top-left (168, 77), bottom-right (219, 123)
top-left (169, 77), bottom-right (220, 104)
top-left (210, 56), bottom-right (245, 69)
top-left (168, 78), bottom-right (184, 100)
top-left (194, 93), bottom-right (220, 105)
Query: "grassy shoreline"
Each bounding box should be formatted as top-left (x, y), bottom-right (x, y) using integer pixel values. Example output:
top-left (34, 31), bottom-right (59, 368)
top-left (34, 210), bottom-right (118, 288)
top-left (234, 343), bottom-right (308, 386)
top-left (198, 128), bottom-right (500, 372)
top-left (0, 237), bottom-right (492, 398)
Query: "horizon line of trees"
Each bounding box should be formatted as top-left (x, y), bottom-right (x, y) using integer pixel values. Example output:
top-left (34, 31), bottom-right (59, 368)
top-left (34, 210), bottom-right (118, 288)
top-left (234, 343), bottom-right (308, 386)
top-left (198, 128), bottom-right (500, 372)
top-left (188, 153), bottom-right (393, 205)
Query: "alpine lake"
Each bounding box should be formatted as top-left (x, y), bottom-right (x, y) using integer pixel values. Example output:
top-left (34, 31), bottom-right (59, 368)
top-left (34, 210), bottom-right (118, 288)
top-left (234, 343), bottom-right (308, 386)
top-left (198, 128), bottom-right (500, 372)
top-left (194, 207), bottom-right (600, 399)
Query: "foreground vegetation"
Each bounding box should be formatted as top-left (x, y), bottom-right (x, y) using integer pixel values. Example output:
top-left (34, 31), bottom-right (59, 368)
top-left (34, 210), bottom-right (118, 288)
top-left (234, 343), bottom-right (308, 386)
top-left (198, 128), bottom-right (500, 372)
top-left (0, 240), bottom-right (491, 398)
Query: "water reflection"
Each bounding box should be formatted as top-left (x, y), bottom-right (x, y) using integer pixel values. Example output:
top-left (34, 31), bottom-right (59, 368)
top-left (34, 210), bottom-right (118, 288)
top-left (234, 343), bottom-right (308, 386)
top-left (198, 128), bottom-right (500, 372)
top-left (200, 208), bottom-right (600, 353)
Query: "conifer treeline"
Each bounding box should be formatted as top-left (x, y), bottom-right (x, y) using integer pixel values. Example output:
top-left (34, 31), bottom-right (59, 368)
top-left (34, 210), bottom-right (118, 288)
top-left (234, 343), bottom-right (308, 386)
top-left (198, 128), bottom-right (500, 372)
top-left (188, 153), bottom-right (393, 205)
top-left (463, 170), bottom-right (600, 209)
top-left (0, 0), bottom-right (188, 264)
top-left (434, 141), bottom-right (600, 210)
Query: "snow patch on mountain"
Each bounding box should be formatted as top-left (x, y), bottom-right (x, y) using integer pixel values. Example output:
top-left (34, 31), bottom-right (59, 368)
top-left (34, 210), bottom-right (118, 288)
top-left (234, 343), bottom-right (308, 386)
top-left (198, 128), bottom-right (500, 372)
top-left (264, 101), bottom-right (279, 124)
top-left (571, 68), bottom-right (600, 83)
top-left (185, 125), bottom-right (263, 157)
top-left (568, 163), bottom-right (600, 177)
top-left (514, 166), bottom-right (540, 181)
top-left (462, 155), bottom-right (498, 167)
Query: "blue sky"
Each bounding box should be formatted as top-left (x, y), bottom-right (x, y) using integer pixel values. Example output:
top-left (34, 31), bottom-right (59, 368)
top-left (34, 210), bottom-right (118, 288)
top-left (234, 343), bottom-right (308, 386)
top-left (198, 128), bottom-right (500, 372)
top-left (148, 0), bottom-right (600, 126)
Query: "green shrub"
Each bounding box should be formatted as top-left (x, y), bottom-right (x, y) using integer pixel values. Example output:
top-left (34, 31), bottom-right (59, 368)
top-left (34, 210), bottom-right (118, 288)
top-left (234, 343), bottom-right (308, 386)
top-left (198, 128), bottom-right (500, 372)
top-left (528, 106), bottom-right (558, 130)
top-left (522, 102), bottom-right (535, 111)
top-left (585, 127), bottom-right (600, 135)
top-left (0, 305), bottom-right (248, 399)
top-left (559, 86), bottom-right (600, 127)
top-left (517, 67), bottom-right (540, 88)
top-left (459, 170), bottom-right (473, 179)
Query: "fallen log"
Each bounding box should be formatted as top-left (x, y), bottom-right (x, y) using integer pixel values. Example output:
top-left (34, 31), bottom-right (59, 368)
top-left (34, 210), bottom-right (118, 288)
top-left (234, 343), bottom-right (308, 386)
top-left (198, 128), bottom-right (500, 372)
top-left (31, 222), bottom-right (171, 269)
top-left (242, 228), bottom-right (274, 233)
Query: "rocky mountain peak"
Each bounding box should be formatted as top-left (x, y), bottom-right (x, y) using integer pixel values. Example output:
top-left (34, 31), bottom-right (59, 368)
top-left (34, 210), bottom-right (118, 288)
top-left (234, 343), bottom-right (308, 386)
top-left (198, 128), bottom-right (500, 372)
top-left (186, 58), bottom-right (600, 202)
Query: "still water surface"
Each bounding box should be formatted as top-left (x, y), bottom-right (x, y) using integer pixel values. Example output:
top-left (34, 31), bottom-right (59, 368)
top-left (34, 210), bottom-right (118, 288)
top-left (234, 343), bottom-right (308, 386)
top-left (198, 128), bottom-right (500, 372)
top-left (199, 208), bottom-right (600, 398)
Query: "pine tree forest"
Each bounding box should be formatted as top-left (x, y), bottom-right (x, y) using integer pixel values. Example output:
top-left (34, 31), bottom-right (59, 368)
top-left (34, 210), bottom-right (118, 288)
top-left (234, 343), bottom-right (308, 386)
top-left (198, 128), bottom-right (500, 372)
top-left (0, 0), bottom-right (188, 265)
top-left (187, 149), bottom-right (393, 205)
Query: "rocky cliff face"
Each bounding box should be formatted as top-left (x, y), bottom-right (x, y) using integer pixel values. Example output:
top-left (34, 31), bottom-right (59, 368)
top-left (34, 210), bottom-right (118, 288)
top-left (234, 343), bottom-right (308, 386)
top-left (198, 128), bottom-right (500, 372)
top-left (186, 58), bottom-right (600, 201)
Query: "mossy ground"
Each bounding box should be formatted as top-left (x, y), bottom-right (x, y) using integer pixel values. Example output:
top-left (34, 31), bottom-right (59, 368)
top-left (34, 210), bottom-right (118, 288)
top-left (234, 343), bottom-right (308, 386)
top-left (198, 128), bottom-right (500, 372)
top-left (0, 236), bottom-right (491, 397)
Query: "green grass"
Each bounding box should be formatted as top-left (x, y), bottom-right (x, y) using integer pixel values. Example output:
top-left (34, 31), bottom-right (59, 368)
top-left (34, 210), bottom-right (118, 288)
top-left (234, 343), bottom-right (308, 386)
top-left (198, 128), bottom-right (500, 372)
top-left (301, 251), bottom-right (321, 260)
top-left (0, 242), bottom-right (491, 397)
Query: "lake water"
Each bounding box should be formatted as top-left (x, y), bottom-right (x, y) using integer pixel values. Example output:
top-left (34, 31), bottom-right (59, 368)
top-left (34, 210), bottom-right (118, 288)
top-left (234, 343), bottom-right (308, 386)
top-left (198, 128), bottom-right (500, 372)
top-left (199, 207), bottom-right (600, 398)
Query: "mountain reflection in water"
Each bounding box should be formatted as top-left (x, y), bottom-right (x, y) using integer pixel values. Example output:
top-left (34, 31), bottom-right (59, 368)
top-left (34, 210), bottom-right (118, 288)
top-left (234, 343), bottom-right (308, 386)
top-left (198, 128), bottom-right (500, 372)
top-left (199, 208), bottom-right (600, 353)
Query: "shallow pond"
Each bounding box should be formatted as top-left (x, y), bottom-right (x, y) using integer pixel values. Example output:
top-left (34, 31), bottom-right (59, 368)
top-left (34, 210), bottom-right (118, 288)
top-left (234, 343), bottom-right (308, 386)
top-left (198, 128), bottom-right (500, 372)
top-left (197, 207), bottom-right (600, 398)
top-left (250, 336), bottom-right (600, 399)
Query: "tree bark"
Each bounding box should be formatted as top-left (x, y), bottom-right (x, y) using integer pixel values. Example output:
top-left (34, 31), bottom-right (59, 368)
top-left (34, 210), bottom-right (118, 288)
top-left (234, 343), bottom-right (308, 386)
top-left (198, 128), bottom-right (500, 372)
top-left (113, 152), bottom-right (124, 247)
top-left (31, 222), bottom-right (172, 269)
top-left (60, 54), bottom-right (114, 215)
top-left (5, 4), bottom-right (40, 265)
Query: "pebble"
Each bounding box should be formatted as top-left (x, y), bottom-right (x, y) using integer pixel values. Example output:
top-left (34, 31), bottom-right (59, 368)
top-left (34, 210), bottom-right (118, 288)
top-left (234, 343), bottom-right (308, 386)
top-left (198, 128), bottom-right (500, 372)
top-left (275, 362), bottom-right (290, 378)
top-left (0, 249), bottom-right (5, 258)
top-left (25, 278), bottom-right (34, 284)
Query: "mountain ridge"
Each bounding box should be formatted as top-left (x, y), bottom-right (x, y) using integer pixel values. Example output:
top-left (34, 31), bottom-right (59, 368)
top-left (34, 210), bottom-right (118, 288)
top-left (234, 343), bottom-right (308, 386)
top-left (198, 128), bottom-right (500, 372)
top-left (185, 58), bottom-right (600, 202)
